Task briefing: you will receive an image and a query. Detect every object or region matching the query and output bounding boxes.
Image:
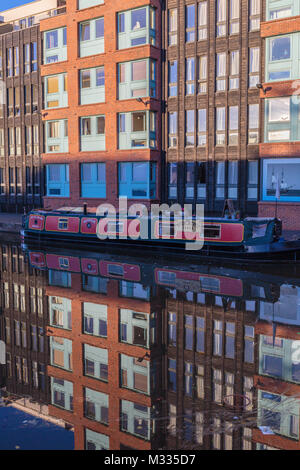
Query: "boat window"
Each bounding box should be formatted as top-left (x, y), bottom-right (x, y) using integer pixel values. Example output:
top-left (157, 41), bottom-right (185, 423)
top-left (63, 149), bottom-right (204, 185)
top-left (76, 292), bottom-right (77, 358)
top-left (58, 218), bottom-right (69, 230)
top-left (252, 224), bottom-right (267, 238)
top-left (199, 276), bottom-right (220, 293)
top-left (159, 222), bottom-right (175, 237)
top-left (204, 224), bottom-right (221, 238)
top-left (107, 264), bottom-right (124, 277)
top-left (157, 271), bottom-right (176, 283)
top-left (107, 222), bottom-right (124, 233)
top-left (59, 257), bottom-right (69, 269)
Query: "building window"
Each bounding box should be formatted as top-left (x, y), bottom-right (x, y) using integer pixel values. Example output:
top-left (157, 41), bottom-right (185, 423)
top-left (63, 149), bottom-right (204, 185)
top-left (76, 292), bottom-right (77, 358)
top-left (248, 103), bottom-right (259, 144)
top-left (217, 0), bottom-right (227, 37)
top-left (267, 0), bottom-right (293, 21)
top-left (198, 1), bottom-right (208, 40)
top-left (197, 162), bottom-right (206, 199)
top-left (14, 47), bottom-right (19, 76)
top-left (185, 163), bottom-right (195, 199)
top-left (198, 55), bottom-right (207, 93)
top-left (213, 320), bottom-right (223, 355)
top-left (168, 60), bottom-right (177, 97)
top-left (45, 119), bottom-right (68, 153)
top-left (168, 358), bottom-right (176, 391)
top-left (118, 59), bottom-right (155, 100)
top-left (79, 18), bottom-right (104, 57)
top-left (84, 344), bottom-right (108, 381)
top-left (46, 164), bottom-right (69, 197)
top-left (6, 48), bottom-right (13, 77)
top-left (24, 43), bottom-right (30, 73)
top-left (249, 0), bottom-right (260, 31)
top-left (45, 73), bottom-right (68, 109)
top-left (228, 161), bottom-right (238, 199)
top-left (216, 52), bottom-right (227, 92)
top-left (228, 106), bottom-right (239, 145)
top-left (168, 163), bottom-right (177, 199)
top-left (265, 96), bottom-right (293, 142)
top-left (244, 326), bottom-right (255, 363)
top-left (247, 160), bottom-right (259, 200)
top-left (185, 110), bottom-right (195, 147)
top-left (249, 47), bottom-right (260, 88)
top-left (80, 115), bottom-right (105, 151)
top-left (198, 109), bottom-right (207, 146)
top-left (186, 4), bottom-right (195, 42)
top-left (215, 162), bottom-right (225, 199)
top-left (168, 8), bottom-right (177, 46)
top-left (230, 0), bottom-right (240, 34)
top-left (78, 0), bottom-right (104, 9)
top-left (168, 112), bottom-right (177, 148)
top-left (81, 163), bottom-right (106, 198)
top-left (266, 34), bottom-right (293, 82)
top-left (118, 162), bottom-right (156, 199)
top-left (262, 157), bottom-right (300, 202)
top-left (186, 57), bottom-right (195, 95)
top-left (225, 323), bottom-right (235, 358)
top-left (118, 111), bottom-right (156, 149)
top-left (216, 107), bottom-right (226, 145)
top-left (118, 6), bottom-right (156, 50)
top-left (44, 28), bottom-right (67, 64)
top-left (229, 50), bottom-right (239, 89)
top-left (212, 369), bottom-right (222, 403)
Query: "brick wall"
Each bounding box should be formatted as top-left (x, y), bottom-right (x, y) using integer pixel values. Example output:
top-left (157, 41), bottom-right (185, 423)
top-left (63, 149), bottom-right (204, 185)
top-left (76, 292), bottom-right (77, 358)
top-left (258, 201), bottom-right (300, 231)
top-left (40, 0), bottom-right (162, 210)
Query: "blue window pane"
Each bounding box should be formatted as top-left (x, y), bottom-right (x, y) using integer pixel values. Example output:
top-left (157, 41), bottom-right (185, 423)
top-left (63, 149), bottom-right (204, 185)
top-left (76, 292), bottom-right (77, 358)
top-left (270, 37), bottom-right (290, 61)
top-left (131, 37), bottom-right (146, 46)
top-left (46, 31), bottom-right (58, 49)
top-left (131, 8), bottom-right (146, 30)
top-left (95, 18), bottom-right (104, 38)
top-left (96, 68), bottom-right (105, 86)
top-left (63, 27), bottom-right (67, 46)
top-left (132, 162), bottom-right (147, 182)
top-left (269, 71), bottom-right (290, 81)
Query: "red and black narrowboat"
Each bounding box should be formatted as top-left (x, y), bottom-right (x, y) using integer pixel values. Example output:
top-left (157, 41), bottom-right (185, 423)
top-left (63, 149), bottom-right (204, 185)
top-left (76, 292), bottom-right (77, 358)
top-left (23, 244), bottom-right (283, 303)
top-left (21, 207), bottom-right (300, 263)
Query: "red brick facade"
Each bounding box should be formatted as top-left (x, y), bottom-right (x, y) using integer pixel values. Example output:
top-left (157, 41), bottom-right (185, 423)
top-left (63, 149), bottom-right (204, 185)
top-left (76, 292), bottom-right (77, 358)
top-left (258, 11), bottom-right (300, 230)
top-left (40, 0), bottom-right (162, 211)
top-left (46, 271), bottom-right (164, 450)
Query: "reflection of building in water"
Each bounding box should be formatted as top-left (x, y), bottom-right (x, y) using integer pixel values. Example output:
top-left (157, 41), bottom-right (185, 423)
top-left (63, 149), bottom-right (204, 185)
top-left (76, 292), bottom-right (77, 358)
top-left (14, 244), bottom-right (300, 450)
top-left (45, 266), bottom-right (165, 450)
top-left (0, 242), bottom-right (52, 417)
top-left (254, 293), bottom-right (300, 450)
top-left (162, 287), bottom-right (258, 450)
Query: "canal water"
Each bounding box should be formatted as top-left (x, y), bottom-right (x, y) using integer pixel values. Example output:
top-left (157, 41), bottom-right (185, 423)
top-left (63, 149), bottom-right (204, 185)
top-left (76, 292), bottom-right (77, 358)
top-left (0, 238), bottom-right (300, 450)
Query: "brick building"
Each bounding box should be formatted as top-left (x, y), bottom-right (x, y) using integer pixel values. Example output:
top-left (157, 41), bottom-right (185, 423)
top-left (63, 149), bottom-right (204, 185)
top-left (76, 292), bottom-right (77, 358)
top-left (0, 0), bottom-right (66, 212)
top-left (0, 240), bottom-right (50, 411)
top-left (254, 312), bottom-right (300, 449)
top-left (39, 0), bottom-right (162, 211)
top-left (163, 0), bottom-right (262, 217)
top-left (44, 262), bottom-right (165, 449)
top-left (258, 1), bottom-right (300, 229)
top-left (25, 245), bottom-right (282, 450)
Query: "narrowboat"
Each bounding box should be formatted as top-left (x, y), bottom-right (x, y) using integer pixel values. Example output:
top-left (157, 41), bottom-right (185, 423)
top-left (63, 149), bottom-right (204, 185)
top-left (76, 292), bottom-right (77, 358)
top-left (21, 206), bottom-right (300, 263)
top-left (22, 243), bottom-right (283, 303)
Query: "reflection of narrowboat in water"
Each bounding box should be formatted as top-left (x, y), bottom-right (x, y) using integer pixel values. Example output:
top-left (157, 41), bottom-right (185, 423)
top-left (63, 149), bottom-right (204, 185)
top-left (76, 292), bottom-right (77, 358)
top-left (21, 207), bottom-right (300, 263)
top-left (23, 244), bottom-right (294, 304)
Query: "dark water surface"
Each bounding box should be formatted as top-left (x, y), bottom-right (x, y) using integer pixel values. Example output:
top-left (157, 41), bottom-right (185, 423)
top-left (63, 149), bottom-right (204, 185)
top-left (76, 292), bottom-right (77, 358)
top-left (0, 237), bottom-right (300, 450)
